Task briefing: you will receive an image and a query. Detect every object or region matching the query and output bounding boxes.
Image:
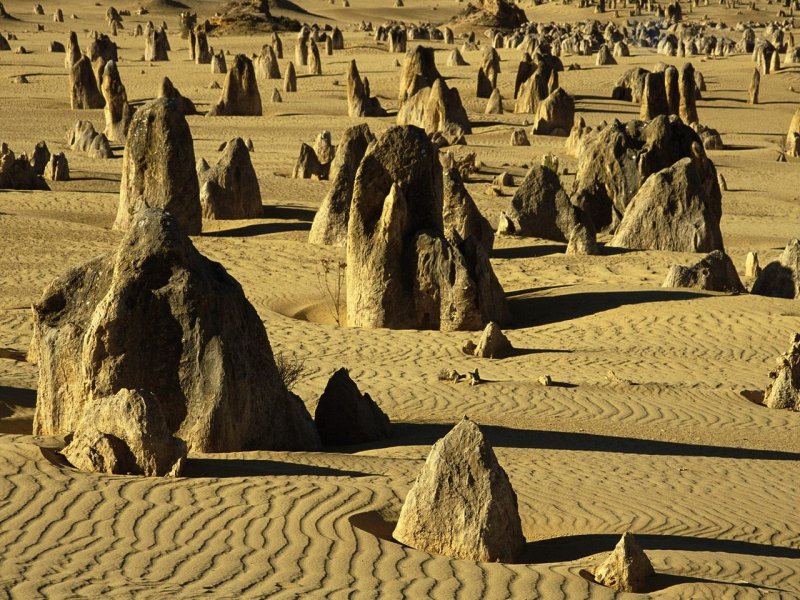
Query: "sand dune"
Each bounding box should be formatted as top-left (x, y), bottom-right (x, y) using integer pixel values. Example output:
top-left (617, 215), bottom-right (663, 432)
top-left (1, 0), bottom-right (799, 596)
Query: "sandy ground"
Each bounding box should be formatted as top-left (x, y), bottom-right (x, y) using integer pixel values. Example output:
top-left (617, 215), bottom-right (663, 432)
top-left (0, 0), bottom-right (799, 597)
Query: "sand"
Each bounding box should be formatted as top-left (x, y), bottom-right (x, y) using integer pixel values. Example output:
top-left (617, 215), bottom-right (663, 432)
top-left (0, 0), bottom-right (799, 597)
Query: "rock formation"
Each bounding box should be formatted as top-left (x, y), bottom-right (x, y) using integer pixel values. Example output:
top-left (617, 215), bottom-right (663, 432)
top-left (211, 51), bottom-right (227, 74)
top-left (70, 55), bottom-right (105, 109)
top-left (30, 142), bottom-right (50, 176)
top-left (114, 97), bottom-right (201, 235)
top-left (763, 333), bottom-right (800, 410)
top-left (0, 143), bottom-right (48, 190)
top-left (292, 143), bottom-right (329, 179)
top-left (159, 77), bottom-right (197, 116)
top-left (314, 368), bottom-right (392, 444)
top-left (504, 165), bottom-right (594, 244)
top-left (397, 78), bottom-right (471, 142)
top-left (145, 26), bottom-right (169, 61)
top-left (678, 62), bottom-right (698, 124)
top-left (208, 54), bottom-right (262, 116)
top-left (256, 43), bottom-right (281, 79)
top-left (45, 152), bottom-right (70, 181)
top-left (284, 61), bottom-right (297, 92)
top-left (752, 239), bottom-right (800, 299)
top-left (786, 107), bottom-right (800, 157)
top-left (309, 124), bottom-right (374, 246)
top-left (198, 138), bottom-right (262, 219)
top-left (30, 208), bottom-right (321, 452)
top-left (346, 126), bottom-right (507, 331)
top-left (67, 120), bottom-right (113, 159)
top-left (101, 60), bottom-right (132, 143)
top-left (398, 45), bottom-right (440, 102)
top-left (640, 71), bottom-right (668, 120)
top-left (609, 151), bottom-right (724, 253)
top-left (442, 167), bottom-right (494, 253)
top-left (532, 87), bottom-right (574, 135)
top-left (594, 532), bottom-right (655, 593)
top-left (62, 389), bottom-right (187, 476)
top-left (393, 417), bottom-right (525, 562)
top-left (474, 322), bottom-right (513, 358)
top-left (662, 250), bottom-right (745, 292)
top-left (485, 88), bottom-right (503, 114)
top-left (347, 60), bottom-right (386, 117)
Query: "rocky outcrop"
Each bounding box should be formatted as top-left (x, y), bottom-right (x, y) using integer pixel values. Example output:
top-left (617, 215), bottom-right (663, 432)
top-left (292, 143), bottom-right (329, 179)
top-left (62, 388), bottom-right (187, 476)
top-left (70, 55), bottom-right (105, 109)
top-left (30, 208), bottom-right (321, 452)
top-left (398, 45), bottom-right (440, 102)
top-left (347, 60), bottom-right (386, 117)
top-left (145, 26), bottom-right (169, 61)
top-left (346, 126), bottom-right (507, 331)
top-left (662, 250), bottom-right (745, 292)
top-left (159, 77), bottom-right (197, 116)
top-left (198, 137), bottom-right (262, 219)
top-left (208, 54), bottom-right (262, 116)
top-left (594, 532), bottom-right (655, 593)
top-left (101, 60), bottom-right (133, 143)
top-left (309, 124), bottom-right (373, 246)
top-left (763, 333), bottom-right (800, 410)
top-left (45, 152), bottom-right (70, 181)
top-left (504, 165), bottom-right (593, 243)
top-left (393, 417), bottom-right (525, 562)
top-left (0, 143), bottom-right (48, 190)
top-left (114, 97), bottom-right (201, 235)
top-left (256, 43), bottom-right (281, 79)
top-left (397, 78), bottom-right (471, 141)
top-left (474, 321), bottom-right (512, 358)
top-left (67, 120), bottom-right (113, 159)
top-left (609, 151), bottom-right (723, 253)
top-left (573, 115), bottom-right (709, 231)
top-left (314, 368), bottom-right (392, 444)
top-left (752, 239), bottom-right (800, 299)
top-left (532, 87), bottom-right (574, 136)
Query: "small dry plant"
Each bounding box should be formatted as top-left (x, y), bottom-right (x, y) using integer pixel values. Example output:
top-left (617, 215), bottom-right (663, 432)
top-left (275, 351), bottom-right (309, 391)
top-left (316, 258), bottom-right (346, 326)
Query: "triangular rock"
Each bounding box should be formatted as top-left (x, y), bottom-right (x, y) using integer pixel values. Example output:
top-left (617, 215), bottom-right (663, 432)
top-left (594, 532), bottom-right (655, 593)
top-left (314, 368), bottom-right (391, 444)
top-left (393, 417), bottom-right (525, 562)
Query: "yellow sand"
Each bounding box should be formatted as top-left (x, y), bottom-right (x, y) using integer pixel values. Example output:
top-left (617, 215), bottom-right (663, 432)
top-left (0, 0), bottom-right (798, 597)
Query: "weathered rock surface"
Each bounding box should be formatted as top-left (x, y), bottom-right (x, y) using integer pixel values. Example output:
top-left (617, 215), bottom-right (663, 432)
top-left (62, 388), bottom-right (187, 476)
top-left (114, 97), bottom-right (201, 235)
top-left (30, 208), bottom-right (321, 452)
top-left (393, 417), bottom-right (525, 562)
top-left (208, 54), bottom-right (262, 116)
top-left (309, 123), bottom-right (373, 246)
top-left (474, 322), bottom-right (512, 358)
top-left (662, 250), bottom-right (744, 293)
top-left (752, 239), bottom-right (800, 299)
top-left (594, 532), bottom-right (655, 593)
top-left (70, 55), bottom-right (105, 109)
top-left (763, 333), bottom-right (800, 410)
top-left (198, 137), bottom-right (262, 219)
top-left (347, 59), bottom-right (386, 117)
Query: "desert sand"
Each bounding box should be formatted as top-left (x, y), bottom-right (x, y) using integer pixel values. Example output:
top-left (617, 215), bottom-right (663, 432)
top-left (0, 0), bottom-right (799, 597)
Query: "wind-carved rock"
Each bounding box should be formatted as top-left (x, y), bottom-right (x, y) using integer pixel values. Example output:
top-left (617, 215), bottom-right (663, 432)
top-left (101, 60), bottom-right (133, 143)
top-left (393, 417), bottom-right (526, 562)
top-left (594, 533), bottom-right (655, 593)
top-left (346, 126), bottom-right (507, 331)
top-left (208, 54), bottom-right (262, 116)
top-left (314, 368), bottom-right (391, 444)
top-left (347, 60), bottom-right (386, 117)
top-left (70, 55), bottom-right (105, 109)
top-left (198, 138), bottom-right (262, 219)
top-left (30, 208), bottom-right (321, 453)
top-left (114, 97), bottom-right (201, 235)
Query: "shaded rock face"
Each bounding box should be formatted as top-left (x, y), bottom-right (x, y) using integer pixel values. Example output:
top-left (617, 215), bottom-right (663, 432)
top-left (662, 250), bottom-right (744, 293)
top-left (398, 45), bottom-right (441, 102)
top-left (612, 67), bottom-right (648, 102)
top-left (145, 27), bottom-right (169, 61)
top-left (506, 165), bottom-right (592, 243)
top-left (347, 60), bottom-right (386, 117)
top-left (640, 71), bottom-right (668, 120)
top-left (347, 126), bottom-right (507, 331)
top-left (514, 63), bottom-right (549, 114)
top-left (30, 209), bottom-right (321, 453)
top-left (594, 532), bottom-right (655, 593)
top-left (764, 333), bottom-right (800, 411)
top-left (70, 55), bottom-right (105, 109)
top-left (393, 417), bottom-right (525, 562)
top-left (62, 389), bottom-right (187, 476)
top-left (786, 107), bottom-right (800, 157)
top-left (114, 97), bottom-right (201, 235)
top-left (283, 61), bottom-right (297, 92)
top-left (609, 152), bottom-right (724, 253)
top-left (292, 143), bottom-right (329, 180)
top-left (101, 60), bottom-right (133, 143)
top-left (397, 78), bottom-right (471, 140)
top-left (87, 33), bottom-right (118, 64)
top-left (314, 368), bottom-right (391, 444)
top-left (256, 43), bottom-right (281, 79)
top-left (45, 152), bottom-right (70, 181)
top-left (309, 124), bottom-right (373, 246)
top-left (474, 321), bottom-right (512, 358)
top-left (573, 115), bottom-right (708, 231)
top-left (752, 239), bottom-right (800, 299)
top-left (31, 141), bottom-right (51, 176)
top-left (208, 54), bottom-right (262, 116)
top-left (68, 120), bottom-right (113, 159)
top-left (159, 77), bottom-right (197, 116)
top-left (442, 167), bottom-right (494, 253)
top-left (678, 62), bottom-right (698, 124)
top-left (532, 87), bottom-right (574, 136)
top-left (198, 137), bottom-right (262, 219)
top-left (0, 143), bottom-right (48, 190)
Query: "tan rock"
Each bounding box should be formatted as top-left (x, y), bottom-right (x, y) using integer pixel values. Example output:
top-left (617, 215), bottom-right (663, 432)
top-left (208, 54), bottom-right (262, 116)
top-left (198, 138), bottom-right (262, 219)
top-left (594, 532), bottom-right (655, 593)
top-left (393, 417), bottom-right (525, 562)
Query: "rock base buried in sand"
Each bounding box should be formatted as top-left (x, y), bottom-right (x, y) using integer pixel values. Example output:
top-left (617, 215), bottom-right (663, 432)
top-left (393, 417), bottom-right (525, 562)
top-left (593, 532), bottom-right (655, 593)
top-left (764, 333), bottom-right (800, 410)
top-left (314, 368), bottom-right (391, 445)
top-left (662, 250), bottom-right (745, 293)
top-left (474, 322), bottom-right (513, 358)
top-left (62, 388), bottom-right (187, 477)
